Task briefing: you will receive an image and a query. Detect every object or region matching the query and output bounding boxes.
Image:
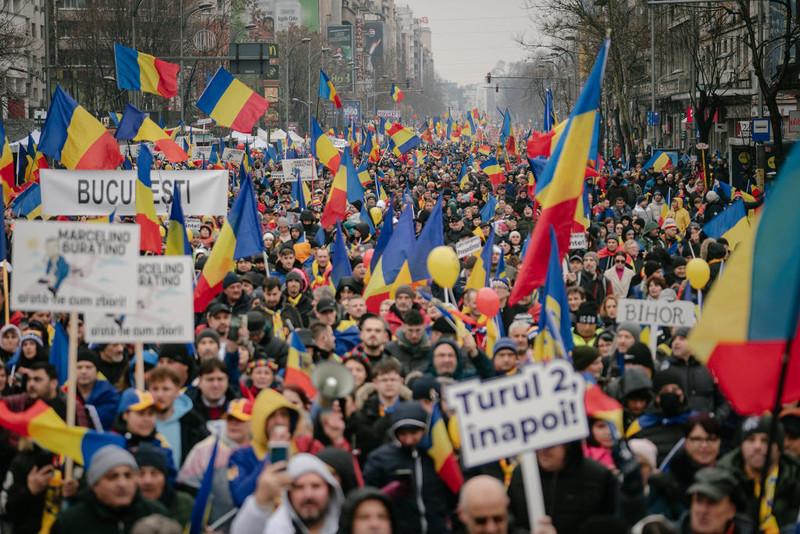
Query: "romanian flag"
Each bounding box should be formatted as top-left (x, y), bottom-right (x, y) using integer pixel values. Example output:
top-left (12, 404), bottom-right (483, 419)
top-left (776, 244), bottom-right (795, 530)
top-left (643, 151), bottom-right (674, 172)
top-left (408, 196), bottom-right (443, 283)
top-left (0, 399), bottom-right (126, 465)
top-left (193, 171), bottom-right (264, 312)
top-left (115, 103), bottom-right (188, 163)
top-left (285, 332), bottom-right (316, 399)
top-left (465, 226), bottom-right (495, 290)
top-left (544, 85), bottom-right (556, 131)
top-left (420, 125), bottom-right (433, 143)
top-left (311, 117), bottom-right (342, 173)
top-left (585, 381), bottom-right (623, 437)
top-left (188, 436), bottom-right (219, 534)
top-left (364, 204), bottom-right (415, 313)
top-left (533, 226), bottom-right (575, 361)
top-left (421, 403), bottom-right (463, 494)
top-left (356, 161), bottom-right (371, 186)
top-left (701, 198), bottom-right (751, 247)
top-left (291, 175), bottom-right (311, 210)
top-left (318, 70), bottom-right (342, 108)
top-left (689, 142), bottom-right (800, 415)
top-left (480, 157), bottom-right (504, 186)
top-left (135, 144), bottom-right (162, 254)
top-left (342, 148), bottom-right (365, 204)
top-left (39, 86), bottom-right (123, 170)
top-left (23, 134), bottom-right (48, 183)
top-left (370, 200), bottom-right (394, 271)
top-left (510, 38), bottom-right (609, 305)
top-left (165, 183), bottom-right (191, 256)
top-left (114, 42), bottom-right (179, 98)
top-left (387, 123), bottom-right (421, 154)
top-left (196, 67), bottom-right (269, 134)
top-left (10, 182), bottom-right (42, 219)
top-left (0, 119), bottom-right (13, 203)
top-left (714, 179), bottom-right (756, 203)
top-left (391, 84), bottom-right (404, 103)
top-left (331, 220), bottom-right (353, 288)
top-left (319, 149), bottom-right (354, 228)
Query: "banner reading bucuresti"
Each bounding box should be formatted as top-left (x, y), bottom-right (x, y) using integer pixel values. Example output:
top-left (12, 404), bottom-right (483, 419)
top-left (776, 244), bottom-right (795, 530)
top-left (11, 220), bottom-right (139, 314)
top-left (40, 169), bottom-right (228, 216)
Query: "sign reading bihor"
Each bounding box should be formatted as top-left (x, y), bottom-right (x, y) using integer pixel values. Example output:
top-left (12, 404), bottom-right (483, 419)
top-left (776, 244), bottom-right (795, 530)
top-left (446, 359), bottom-right (589, 468)
top-left (84, 257), bottom-right (194, 343)
top-left (40, 169), bottom-right (228, 217)
top-left (11, 221), bottom-right (138, 314)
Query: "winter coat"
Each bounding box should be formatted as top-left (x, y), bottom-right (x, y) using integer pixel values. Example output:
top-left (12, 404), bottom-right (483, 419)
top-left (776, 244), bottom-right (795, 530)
top-left (507, 442), bottom-right (617, 534)
top-left (423, 338), bottom-right (495, 381)
top-left (660, 355), bottom-right (730, 421)
top-left (648, 447), bottom-right (707, 520)
top-left (154, 393), bottom-right (210, 468)
top-left (385, 328), bottom-right (432, 375)
top-left (82, 379), bottom-right (121, 431)
top-left (338, 487), bottom-right (399, 534)
top-left (604, 266), bottom-right (635, 297)
top-left (50, 489), bottom-right (167, 534)
top-left (185, 384), bottom-right (240, 425)
top-left (717, 448), bottom-right (800, 530)
top-left (349, 383), bottom-right (412, 465)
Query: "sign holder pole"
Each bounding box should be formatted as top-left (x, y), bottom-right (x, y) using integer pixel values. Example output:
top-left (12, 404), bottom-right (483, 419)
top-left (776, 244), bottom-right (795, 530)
top-left (520, 451), bottom-right (546, 528)
top-left (64, 311), bottom-right (79, 480)
top-left (134, 342), bottom-right (145, 390)
top-left (648, 322), bottom-right (659, 364)
top-left (2, 262), bottom-right (8, 325)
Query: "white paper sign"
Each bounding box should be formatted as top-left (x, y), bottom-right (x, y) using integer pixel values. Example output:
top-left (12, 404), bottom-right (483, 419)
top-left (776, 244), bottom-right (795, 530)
top-left (569, 232), bottom-right (587, 250)
top-left (223, 148), bottom-right (245, 164)
top-left (40, 169), bottom-right (228, 216)
top-left (617, 298), bottom-right (696, 328)
top-left (11, 221), bottom-right (139, 314)
top-left (84, 257), bottom-right (195, 343)
top-left (280, 159), bottom-right (317, 182)
top-left (455, 236), bottom-right (482, 257)
top-left (446, 359), bottom-right (589, 468)
top-left (185, 218), bottom-right (202, 231)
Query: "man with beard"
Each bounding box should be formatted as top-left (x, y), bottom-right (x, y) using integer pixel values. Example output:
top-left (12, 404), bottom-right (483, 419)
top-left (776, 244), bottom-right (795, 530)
top-left (231, 453), bottom-right (344, 534)
top-left (95, 342), bottom-right (129, 388)
top-left (344, 315), bottom-right (392, 366)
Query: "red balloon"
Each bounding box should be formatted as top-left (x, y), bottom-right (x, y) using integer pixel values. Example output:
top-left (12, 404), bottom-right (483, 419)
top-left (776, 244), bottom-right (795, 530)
top-left (475, 287), bottom-right (500, 317)
top-left (363, 249), bottom-right (374, 269)
top-left (237, 143), bottom-right (245, 150)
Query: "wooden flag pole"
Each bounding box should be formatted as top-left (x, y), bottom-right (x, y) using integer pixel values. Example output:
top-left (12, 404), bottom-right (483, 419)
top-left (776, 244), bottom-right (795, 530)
top-left (64, 311), bottom-right (79, 480)
top-left (134, 342), bottom-right (145, 390)
top-left (2, 261), bottom-right (8, 325)
top-left (520, 451), bottom-right (546, 529)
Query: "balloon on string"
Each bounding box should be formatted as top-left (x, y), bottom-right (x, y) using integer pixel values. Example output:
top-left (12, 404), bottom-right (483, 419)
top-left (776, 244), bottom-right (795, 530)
top-left (475, 287), bottom-right (500, 317)
top-left (427, 246), bottom-right (460, 288)
top-left (237, 143), bottom-right (245, 150)
top-left (686, 258), bottom-right (710, 290)
top-left (363, 249), bottom-right (374, 270)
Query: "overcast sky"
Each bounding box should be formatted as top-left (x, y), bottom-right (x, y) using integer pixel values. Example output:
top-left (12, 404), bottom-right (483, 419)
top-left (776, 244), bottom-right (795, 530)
top-left (399, 0), bottom-right (535, 87)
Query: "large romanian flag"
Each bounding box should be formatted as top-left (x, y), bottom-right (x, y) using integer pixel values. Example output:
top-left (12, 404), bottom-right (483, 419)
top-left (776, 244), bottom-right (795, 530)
top-left (387, 123), bottom-right (421, 154)
top-left (311, 117), bottom-right (341, 173)
top-left (510, 38), bottom-right (609, 305)
top-left (0, 118), bottom-right (14, 204)
top-left (701, 198), bottom-right (751, 248)
top-left (0, 400), bottom-right (126, 465)
top-left (196, 67), bottom-right (269, 134)
top-left (38, 86), bottom-right (123, 170)
top-left (421, 403), bottom-right (463, 494)
top-left (364, 204), bottom-right (415, 313)
top-left (114, 42), bottom-right (179, 98)
top-left (115, 103), bottom-right (188, 163)
top-left (135, 144), bottom-right (162, 254)
top-left (533, 226), bottom-right (575, 361)
top-left (643, 151), bottom-right (674, 172)
top-left (689, 142), bottom-right (800, 415)
top-left (285, 332), bottom-right (316, 399)
top-left (318, 70), bottom-right (342, 108)
top-left (193, 171), bottom-right (264, 312)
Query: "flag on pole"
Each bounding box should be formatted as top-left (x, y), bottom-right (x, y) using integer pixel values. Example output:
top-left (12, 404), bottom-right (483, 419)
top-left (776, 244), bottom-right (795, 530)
top-left (284, 332), bottom-right (316, 398)
top-left (135, 144), bottom-right (162, 254)
top-left (114, 42), bottom-right (179, 98)
top-left (165, 184), bottom-right (192, 256)
top-left (318, 70), bottom-right (343, 108)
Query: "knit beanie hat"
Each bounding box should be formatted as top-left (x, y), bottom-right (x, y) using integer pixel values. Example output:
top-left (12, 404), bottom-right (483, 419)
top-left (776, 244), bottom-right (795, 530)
top-left (87, 445), bottom-right (137, 487)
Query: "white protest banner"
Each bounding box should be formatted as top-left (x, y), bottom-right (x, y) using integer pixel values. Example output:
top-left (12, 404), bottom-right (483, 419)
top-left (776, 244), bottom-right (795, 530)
top-left (185, 218), bottom-right (202, 232)
top-left (455, 236), bottom-right (482, 257)
top-left (84, 256), bottom-right (194, 343)
top-left (331, 137), bottom-right (348, 149)
top-left (617, 298), bottom-right (696, 328)
top-left (280, 158), bottom-right (317, 182)
top-left (11, 221), bottom-right (138, 314)
top-left (569, 232), bottom-right (587, 250)
top-left (192, 146), bottom-right (212, 160)
top-left (271, 170), bottom-right (285, 181)
top-left (446, 359), bottom-right (589, 469)
top-left (40, 169), bottom-right (228, 217)
top-left (618, 298), bottom-right (696, 360)
top-left (223, 148), bottom-right (245, 164)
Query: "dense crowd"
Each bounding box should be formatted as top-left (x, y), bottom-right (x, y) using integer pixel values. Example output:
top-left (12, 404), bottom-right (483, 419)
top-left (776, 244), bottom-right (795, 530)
top-left (0, 142), bottom-right (793, 534)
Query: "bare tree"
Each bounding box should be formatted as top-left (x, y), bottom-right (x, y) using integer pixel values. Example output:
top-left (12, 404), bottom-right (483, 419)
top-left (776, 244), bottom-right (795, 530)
top-left (0, 0), bottom-right (37, 114)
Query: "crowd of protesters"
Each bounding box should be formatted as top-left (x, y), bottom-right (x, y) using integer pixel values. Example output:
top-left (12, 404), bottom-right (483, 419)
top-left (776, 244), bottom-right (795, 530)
top-left (0, 139), bottom-right (795, 534)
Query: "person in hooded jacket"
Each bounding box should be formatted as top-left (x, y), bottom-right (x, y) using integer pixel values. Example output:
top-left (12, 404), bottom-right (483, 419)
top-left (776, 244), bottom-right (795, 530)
top-left (74, 346), bottom-right (120, 431)
top-left (363, 401), bottom-right (457, 533)
top-left (337, 487), bottom-right (397, 534)
top-left (384, 310), bottom-right (432, 374)
top-left (507, 441), bottom-right (617, 534)
top-left (231, 453), bottom-right (345, 534)
top-left (424, 337), bottom-right (496, 382)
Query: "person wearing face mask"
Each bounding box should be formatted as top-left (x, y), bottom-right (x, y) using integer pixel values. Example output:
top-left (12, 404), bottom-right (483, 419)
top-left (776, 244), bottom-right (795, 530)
top-left (625, 368), bottom-right (696, 466)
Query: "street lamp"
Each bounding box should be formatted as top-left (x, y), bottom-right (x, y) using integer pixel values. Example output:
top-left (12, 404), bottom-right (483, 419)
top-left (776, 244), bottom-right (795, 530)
top-left (285, 37), bottom-right (311, 134)
top-left (180, 0), bottom-right (213, 124)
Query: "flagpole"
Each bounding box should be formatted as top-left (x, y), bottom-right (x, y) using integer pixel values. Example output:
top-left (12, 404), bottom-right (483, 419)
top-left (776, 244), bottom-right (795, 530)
top-left (134, 342), bottom-right (145, 390)
top-left (64, 311), bottom-right (79, 480)
top-left (2, 262), bottom-right (8, 325)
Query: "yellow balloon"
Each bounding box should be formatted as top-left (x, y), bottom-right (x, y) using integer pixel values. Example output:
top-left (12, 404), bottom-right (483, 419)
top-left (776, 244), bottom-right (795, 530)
top-left (686, 258), bottom-right (710, 290)
top-left (427, 246), bottom-right (460, 288)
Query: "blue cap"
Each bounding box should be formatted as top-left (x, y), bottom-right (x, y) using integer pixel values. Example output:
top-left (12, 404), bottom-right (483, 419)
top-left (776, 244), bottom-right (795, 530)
top-left (493, 337), bottom-right (518, 357)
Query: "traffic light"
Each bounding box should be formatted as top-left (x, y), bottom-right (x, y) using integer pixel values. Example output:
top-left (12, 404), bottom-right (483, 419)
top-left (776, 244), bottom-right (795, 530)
top-left (486, 72), bottom-right (491, 83)
top-left (495, 83), bottom-right (499, 93)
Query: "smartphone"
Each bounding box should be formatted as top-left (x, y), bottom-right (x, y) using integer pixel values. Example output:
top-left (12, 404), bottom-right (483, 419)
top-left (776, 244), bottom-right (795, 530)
top-left (269, 441), bottom-right (290, 466)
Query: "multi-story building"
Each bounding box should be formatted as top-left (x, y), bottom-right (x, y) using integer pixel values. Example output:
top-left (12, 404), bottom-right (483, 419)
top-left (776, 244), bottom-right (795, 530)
top-left (1, 0), bottom-right (47, 121)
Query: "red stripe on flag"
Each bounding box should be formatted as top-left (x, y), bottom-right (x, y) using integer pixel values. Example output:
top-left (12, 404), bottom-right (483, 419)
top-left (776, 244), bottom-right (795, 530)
top-left (194, 273), bottom-right (222, 313)
top-left (74, 134), bottom-right (123, 170)
top-left (284, 367), bottom-right (317, 399)
top-left (153, 57), bottom-right (180, 98)
top-left (230, 92), bottom-right (269, 134)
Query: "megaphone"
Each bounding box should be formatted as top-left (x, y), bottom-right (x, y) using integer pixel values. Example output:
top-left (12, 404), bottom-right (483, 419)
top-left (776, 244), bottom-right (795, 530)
top-left (311, 360), bottom-right (355, 409)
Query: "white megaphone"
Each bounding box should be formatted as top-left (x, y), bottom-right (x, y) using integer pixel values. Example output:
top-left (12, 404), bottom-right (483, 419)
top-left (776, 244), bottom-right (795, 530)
top-left (311, 360), bottom-right (355, 408)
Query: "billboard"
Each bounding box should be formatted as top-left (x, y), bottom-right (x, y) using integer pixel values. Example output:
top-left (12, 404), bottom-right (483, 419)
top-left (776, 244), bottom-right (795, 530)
top-left (364, 21), bottom-right (384, 75)
top-left (342, 100), bottom-right (361, 123)
top-left (326, 25), bottom-right (354, 93)
top-left (354, 16), bottom-right (364, 82)
top-left (256, 0), bottom-right (319, 33)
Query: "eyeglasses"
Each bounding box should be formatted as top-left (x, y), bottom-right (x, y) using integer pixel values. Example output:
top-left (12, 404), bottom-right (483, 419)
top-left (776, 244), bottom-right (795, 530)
top-left (687, 436), bottom-right (720, 444)
top-left (615, 259), bottom-right (626, 264)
